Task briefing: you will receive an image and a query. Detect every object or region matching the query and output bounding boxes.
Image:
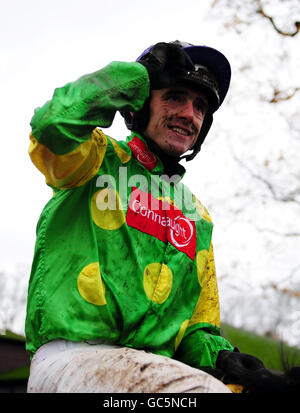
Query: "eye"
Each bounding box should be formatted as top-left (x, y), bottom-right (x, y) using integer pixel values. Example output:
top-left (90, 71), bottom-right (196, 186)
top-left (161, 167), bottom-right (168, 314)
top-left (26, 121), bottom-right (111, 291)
top-left (167, 93), bottom-right (183, 103)
top-left (194, 99), bottom-right (208, 115)
top-left (162, 91), bottom-right (185, 104)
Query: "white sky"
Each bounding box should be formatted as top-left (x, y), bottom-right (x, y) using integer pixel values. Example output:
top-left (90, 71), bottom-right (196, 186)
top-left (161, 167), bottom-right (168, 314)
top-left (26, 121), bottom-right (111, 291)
top-left (2, 1), bottom-right (300, 343)
top-left (0, 0), bottom-right (226, 272)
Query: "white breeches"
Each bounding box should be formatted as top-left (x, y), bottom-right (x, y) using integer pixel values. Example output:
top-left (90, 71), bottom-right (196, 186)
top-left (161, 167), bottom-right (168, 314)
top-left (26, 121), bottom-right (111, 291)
top-left (27, 340), bottom-right (231, 393)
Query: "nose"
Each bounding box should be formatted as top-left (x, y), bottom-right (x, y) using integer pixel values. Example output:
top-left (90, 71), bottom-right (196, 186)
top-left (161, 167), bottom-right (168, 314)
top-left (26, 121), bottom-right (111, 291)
top-left (177, 99), bottom-right (194, 121)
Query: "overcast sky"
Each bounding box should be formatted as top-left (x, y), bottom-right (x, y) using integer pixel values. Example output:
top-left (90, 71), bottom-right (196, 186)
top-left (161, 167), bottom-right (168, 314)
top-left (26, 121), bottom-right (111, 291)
top-left (1, 0), bottom-right (229, 272)
top-left (2, 1), bottom-right (300, 344)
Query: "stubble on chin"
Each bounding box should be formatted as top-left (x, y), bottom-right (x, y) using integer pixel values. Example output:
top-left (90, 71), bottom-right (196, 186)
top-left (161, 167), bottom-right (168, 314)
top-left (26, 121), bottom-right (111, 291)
top-left (162, 139), bottom-right (185, 157)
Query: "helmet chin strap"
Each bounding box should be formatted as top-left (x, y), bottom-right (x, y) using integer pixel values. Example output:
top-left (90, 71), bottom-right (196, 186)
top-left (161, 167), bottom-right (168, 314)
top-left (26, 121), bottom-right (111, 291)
top-left (142, 133), bottom-right (185, 176)
top-left (180, 148), bottom-right (200, 162)
top-left (180, 111), bottom-right (213, 162)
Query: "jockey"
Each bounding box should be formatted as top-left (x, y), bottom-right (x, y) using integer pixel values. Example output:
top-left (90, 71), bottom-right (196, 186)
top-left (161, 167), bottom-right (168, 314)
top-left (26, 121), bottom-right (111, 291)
top-left (25, 41), bottom-right (263, 393)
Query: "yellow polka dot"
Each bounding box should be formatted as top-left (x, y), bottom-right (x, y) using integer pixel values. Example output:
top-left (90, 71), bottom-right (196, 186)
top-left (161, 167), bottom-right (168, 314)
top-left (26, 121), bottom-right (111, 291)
top-left (193, 195), bottom-right (212, 223)
top-left (143, 263), bottom-right (173, 304)
top-left (91, 188), bottom-right (125, 230)
top-left (190, 246), bottom-right (220, 327)
top-left (109, 137), bottom-right (131, 164)
top-left (196, 249), bottom-right (209, 286)
top-left (77, 262), bottom-right (106, 306)
top-left (174, 319), bottom-right (190, 351)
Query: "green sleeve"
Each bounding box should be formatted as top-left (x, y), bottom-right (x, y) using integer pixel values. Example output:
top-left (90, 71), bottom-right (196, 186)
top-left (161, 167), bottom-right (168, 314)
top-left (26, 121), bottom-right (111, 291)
top-left (30, 61), bottom-right (150, 155)
top-left (174, 323), bottom-right (234, 369)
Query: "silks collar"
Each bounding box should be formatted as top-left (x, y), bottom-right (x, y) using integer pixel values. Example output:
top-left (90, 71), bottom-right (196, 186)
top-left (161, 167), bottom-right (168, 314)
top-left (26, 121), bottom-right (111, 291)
top-left (126, 132), bottom-right (186, 179)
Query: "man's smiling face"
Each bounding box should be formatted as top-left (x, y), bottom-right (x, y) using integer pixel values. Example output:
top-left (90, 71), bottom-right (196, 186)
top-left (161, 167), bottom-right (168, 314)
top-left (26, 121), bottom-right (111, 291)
top-left (145, 85), bottom-right (208, 157)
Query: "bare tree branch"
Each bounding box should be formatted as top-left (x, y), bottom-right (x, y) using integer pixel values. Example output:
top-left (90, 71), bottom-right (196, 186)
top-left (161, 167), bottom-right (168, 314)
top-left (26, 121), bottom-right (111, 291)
top-left (256, 227), bottom-right (300, 237)
top-left (229, 145), bottom-right (300, 205)
top-left (265, 281), bottom-right (300, 298)
top-left (269, 87), bottom-right (300, 103)
top-left (256, 2), bottom-right (300, 37)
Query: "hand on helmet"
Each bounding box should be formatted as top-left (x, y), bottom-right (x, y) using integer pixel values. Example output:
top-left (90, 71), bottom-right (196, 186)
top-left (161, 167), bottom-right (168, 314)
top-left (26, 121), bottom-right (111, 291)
top-left (138, 42), bottom-right (194, 90)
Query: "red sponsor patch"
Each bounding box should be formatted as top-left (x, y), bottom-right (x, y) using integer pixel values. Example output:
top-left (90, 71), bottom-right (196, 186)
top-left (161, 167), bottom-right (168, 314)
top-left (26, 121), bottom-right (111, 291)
top-left (126, 187), bottom-right (196, 260)
top-left (128, 136), bottom-right (157, 171)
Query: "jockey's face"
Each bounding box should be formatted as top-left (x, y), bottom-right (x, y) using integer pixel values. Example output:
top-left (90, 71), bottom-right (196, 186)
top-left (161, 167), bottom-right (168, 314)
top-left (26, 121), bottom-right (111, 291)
top-left (145, 85), bottom-right (208, 157)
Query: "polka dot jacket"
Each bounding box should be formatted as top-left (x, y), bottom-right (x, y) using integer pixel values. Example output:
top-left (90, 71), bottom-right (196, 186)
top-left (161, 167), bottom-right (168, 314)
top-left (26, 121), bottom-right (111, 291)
top-left (25, 62), bottom-right (234, 368)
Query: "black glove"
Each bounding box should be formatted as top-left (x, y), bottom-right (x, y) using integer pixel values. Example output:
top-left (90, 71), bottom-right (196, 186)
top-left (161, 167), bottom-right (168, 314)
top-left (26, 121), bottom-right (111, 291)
top-left (138, 42), bottom-right (194, 90)
top-left (217, 350), bottom-right (300, 393)
top-left (216, 349), bottom-right (265, 374)
top-left (216, 350), bottom-right (266, 391)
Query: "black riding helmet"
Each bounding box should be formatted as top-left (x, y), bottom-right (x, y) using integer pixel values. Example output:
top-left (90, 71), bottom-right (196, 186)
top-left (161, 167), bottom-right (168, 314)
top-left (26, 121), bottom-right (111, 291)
top-left (122, 40), bottom-right (231, 161)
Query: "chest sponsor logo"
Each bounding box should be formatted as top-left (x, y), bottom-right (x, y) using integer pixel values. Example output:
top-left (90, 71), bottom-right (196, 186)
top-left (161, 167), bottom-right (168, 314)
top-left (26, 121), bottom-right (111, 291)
top-left (126, 187), bottom-right (196, 260)
top-left (128, 136), bottom-right (157, 171)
